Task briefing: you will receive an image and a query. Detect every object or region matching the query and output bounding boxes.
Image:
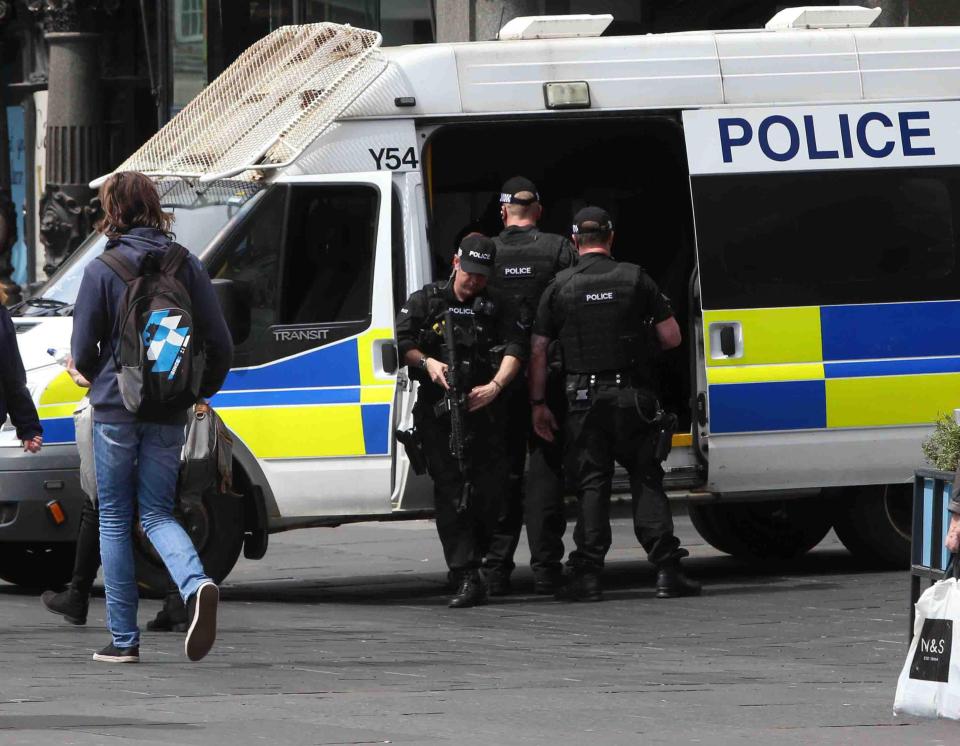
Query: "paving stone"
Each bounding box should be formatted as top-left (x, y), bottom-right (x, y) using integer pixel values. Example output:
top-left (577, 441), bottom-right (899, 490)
top-left (0, 516), bottom-right (954, 744)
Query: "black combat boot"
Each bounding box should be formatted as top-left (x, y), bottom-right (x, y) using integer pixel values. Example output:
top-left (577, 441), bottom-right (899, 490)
top-left (41, 586), bottom-right (89, 625)
top-left (483, 568), bottom-right (512, 597)
top-left (656, 561), bottom-right (702, 598)
top-left (554, 569), bottom-right (602, 602)
top-left (448, 570), bottom-right (487, 608)
top-left (41, 497), bottom-right (100, 625)
top-left (533, 568), bottom-right (563, 595)
top-left (147, 590), bottom-right (189, 632)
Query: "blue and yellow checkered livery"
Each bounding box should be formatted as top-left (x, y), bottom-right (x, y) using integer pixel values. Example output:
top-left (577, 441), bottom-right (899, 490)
top-left (704, 301), bottom-right (960, 433)
top-left (37, 328), bottom-right (395, 459)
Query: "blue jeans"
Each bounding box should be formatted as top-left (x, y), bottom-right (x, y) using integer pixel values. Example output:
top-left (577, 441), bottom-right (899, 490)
top-left (94, 421), bottom-right (209, 648)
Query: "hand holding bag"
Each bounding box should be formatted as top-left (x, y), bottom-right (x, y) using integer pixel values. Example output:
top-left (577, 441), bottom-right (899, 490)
top-left (179, 402), bottom-right (234, 505)
top-left (894, 555), bottom-right (960, 719)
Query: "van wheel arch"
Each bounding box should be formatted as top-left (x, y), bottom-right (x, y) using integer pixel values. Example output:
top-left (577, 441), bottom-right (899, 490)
top-left (0, 543), bottom-right (75, 588)
top-left (132, 459), bottom-right (254, 597)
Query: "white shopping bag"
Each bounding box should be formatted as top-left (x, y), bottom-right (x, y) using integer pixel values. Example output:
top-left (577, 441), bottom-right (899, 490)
top-left (894, 563), bottom-right (960, 719)
top-left (73, 398), bottom-right (96, 504)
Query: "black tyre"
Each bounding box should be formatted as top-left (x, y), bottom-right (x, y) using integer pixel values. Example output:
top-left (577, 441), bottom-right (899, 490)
top-left (688, 498), bottom-right (833, 560)
top-left (687, 502), bottom-right (741, 556)
top-left (133, 490), bottom-right (245, 597)
top-left (0, 542), bottom-right (75, 588)
top-left (830, 484), bottom-right (911, 568)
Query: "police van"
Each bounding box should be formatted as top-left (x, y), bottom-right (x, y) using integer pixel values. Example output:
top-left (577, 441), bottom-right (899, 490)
top-left (1, 5), bottom-right (951, 588)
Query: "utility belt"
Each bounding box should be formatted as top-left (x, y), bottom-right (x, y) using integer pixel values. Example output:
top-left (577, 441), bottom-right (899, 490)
top-left (564, 371), bottom-right (676, 462)
top-left (565, 370), bottom-right (644, 389)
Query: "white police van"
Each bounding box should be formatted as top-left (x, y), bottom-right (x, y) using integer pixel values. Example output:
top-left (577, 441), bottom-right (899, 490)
top-left (2, 6), bottom-right (952, 588)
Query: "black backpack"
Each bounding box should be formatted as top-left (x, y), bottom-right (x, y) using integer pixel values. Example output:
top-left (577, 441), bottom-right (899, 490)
top-left (98, 243), bottom-right (204, 419)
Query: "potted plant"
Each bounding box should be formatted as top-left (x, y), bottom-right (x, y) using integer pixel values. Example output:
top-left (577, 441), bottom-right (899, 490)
top-left (915, 413), bottom-right (960, 572)
top-left (921, 413), bottom-right (960, 473)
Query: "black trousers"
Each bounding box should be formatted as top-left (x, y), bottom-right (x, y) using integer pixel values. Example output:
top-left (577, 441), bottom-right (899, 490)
top-left (484, 378), bottom-right (566, 578)
top-left (71, 496), bottom-right (102, 595)
top-left (565, 383), bottom-right (685, 571)
top-left (418, 406), bottom-right (509, 574)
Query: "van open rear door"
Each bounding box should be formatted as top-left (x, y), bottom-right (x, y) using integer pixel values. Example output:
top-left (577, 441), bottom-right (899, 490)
top-left (683, 103), bottom-right (960, 494)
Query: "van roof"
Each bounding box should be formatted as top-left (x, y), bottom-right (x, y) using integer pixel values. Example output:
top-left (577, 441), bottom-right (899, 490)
top-left (341, 26), bottom-right (960, 119)
top-left (98, 22), bottom-right (960, 186)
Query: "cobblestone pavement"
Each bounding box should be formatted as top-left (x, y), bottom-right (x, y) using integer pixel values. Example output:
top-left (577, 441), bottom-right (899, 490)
top-left (1, 513), bottom-right (957, 745)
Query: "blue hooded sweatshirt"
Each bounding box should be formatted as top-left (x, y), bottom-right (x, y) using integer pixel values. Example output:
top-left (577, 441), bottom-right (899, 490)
top-left (71, 227), bottom-right (234, 424)
top-left (0, 304), bottom-right (42, 440)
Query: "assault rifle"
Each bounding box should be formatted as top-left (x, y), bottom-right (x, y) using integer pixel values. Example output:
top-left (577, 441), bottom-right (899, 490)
top-left (434, 308), bottom-right (472, 513)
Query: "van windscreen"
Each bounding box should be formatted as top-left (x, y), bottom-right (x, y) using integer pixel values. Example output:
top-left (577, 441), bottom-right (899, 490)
top-left (692, 167), bottom-right (960, 309)
top-left (23, 180), bottom-right (264, 314)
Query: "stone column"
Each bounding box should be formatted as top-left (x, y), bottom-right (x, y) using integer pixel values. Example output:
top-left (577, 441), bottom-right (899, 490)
top-left (30, 0), bottom-right (110, 278)
top-left (0, 2), bottom-right (19, 304)
top-left (436, 0), bottom-right (543, 42)
top-left (39, 30), bottom-right (102, 277)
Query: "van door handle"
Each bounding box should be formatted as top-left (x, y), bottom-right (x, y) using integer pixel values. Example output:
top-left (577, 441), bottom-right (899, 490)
top-left (380, 341), bottom-right (398, 374)
top-left (719, 326), bottom-right (736, 356)
top-left (709, 322), bottom-right (743, 360)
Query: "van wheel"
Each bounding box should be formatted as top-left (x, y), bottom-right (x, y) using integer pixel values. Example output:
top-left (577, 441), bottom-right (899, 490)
top-left (0, 542), bottom-right (75, 588)
top-left (688, 499), bottom-right (833, 560)
top-left (830, 484), bottom-right (911, 568)
top-left (133, 491), bottom-right (245, 598)
top-left (687, 503), bottom-right (740, 556)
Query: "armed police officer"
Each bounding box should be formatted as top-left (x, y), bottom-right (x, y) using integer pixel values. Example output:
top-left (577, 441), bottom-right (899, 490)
top-left (529, 206), bottom-right (700, 602)
top-left (484, 176), bottom-right (577, 596)
top-left (395, 235), bottom-right (526, 608)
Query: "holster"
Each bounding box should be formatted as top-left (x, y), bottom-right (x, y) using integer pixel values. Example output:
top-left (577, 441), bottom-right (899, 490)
top-left (395, 427), bottom-right (427, 475)
top-left (631, 391), bottom-right (677, 462)
top-left (653, 412), bottom-right (678, 462)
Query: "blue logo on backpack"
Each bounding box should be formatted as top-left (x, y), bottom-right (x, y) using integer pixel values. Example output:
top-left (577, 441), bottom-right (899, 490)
top-left (143, 309), bottom-right (191, 379)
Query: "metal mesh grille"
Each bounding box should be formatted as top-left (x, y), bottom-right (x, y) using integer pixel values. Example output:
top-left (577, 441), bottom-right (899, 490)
top-left (111, 23), bottom-right (384, 182)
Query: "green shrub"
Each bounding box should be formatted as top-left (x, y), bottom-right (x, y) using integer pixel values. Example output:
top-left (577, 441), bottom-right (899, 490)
top-left (922, 413), bottom-right (960, 471)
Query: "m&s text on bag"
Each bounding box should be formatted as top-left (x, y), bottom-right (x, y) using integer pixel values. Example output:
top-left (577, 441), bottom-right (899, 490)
top-left (910, 619), bottom-right (953, 683)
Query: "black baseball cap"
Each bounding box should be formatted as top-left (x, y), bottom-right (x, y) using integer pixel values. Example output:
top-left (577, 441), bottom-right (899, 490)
top-left (572, 206), bottom-right (614, 234)
top-left (457, 234), bottom-right (496, 276)
top-left (499, 176), bottom-right (540, 206)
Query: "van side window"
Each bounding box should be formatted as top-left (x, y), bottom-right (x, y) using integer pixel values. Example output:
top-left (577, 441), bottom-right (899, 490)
top-left (280, 185), bottom-right (378, 325)
top-left (693, 168), bottom-right (960, 308)
top-left (211, 185), bottom-right (286, 346)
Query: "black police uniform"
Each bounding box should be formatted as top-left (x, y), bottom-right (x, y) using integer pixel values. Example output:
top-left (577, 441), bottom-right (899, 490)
top-left (484, 224), bottom-right (577, 590)
top-left (534, 251), bottom-right (690, 585)
top-left (395, 280), bottom-right (526, 586)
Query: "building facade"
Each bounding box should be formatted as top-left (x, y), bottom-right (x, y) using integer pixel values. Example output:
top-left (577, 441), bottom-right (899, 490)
top-left (0, 0), bottom-right (434, 301)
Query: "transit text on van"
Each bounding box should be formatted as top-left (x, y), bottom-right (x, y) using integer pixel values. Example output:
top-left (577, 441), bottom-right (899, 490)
top-left (273, 328), bottom-right (330, 342)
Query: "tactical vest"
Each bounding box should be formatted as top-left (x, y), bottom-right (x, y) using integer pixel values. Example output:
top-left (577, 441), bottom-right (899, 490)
top-left (555, 261), bottom-right (647, 374)
top-left (492, 229), bottom-right (570, 327)
top-left (419, 282), bottom-right (500, 384)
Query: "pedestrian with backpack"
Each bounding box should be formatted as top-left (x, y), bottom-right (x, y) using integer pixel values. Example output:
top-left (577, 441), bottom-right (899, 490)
top-left (0, 284), bottom-right (43, 454)
top-left (72, 171), bottom-right (233, 663)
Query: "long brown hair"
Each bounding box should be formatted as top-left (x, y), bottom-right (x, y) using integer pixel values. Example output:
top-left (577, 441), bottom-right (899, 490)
top-left (95, 171), bottom-right (173, 239)
top-left (0, 284), bottom-right (7, 306)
